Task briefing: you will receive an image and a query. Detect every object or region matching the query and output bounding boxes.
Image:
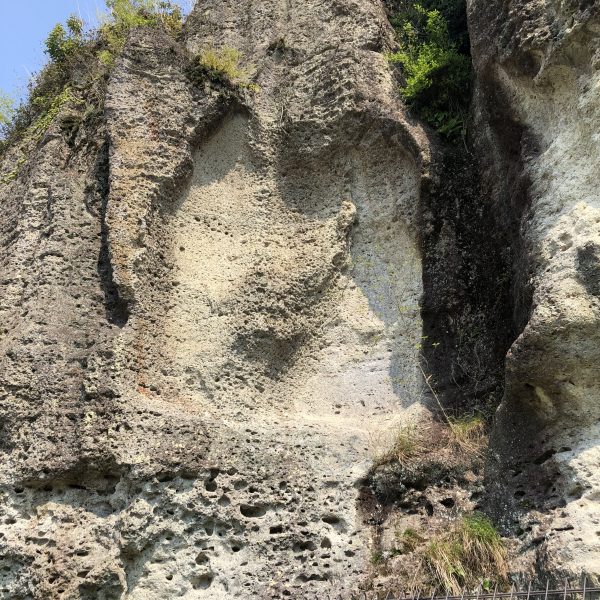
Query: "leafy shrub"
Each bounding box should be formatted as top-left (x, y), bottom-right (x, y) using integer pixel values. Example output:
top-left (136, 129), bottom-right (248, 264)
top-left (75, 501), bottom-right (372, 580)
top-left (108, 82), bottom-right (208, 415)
top-left (99, 0), bottom-right (183, 66)
top-left (387, 0), bottom-right (472, 140)
top-left (45, 16), bottom-right (85, 63)
top-left (188, 47), bottom-right (258, 90)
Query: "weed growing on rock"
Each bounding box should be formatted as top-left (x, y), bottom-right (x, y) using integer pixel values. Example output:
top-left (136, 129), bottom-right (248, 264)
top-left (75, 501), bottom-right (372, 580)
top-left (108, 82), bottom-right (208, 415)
top-left (424, 513), bottom-right (508, 593)
top-left (188, 47), bottom-right (258, 91)
top-left (419, 365), bottom-right (488, 456)
top-left (373, 424), bottom-right (424, 467)
top-left (448, 414), bottom-right (486, 454)
top-left (368, 510), bottom-right (508, 594)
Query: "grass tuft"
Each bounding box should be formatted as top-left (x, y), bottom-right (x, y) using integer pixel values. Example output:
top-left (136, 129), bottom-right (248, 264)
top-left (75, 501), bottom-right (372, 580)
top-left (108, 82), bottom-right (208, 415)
top-left (448, 414), bottom-right (486, 454)
top-left (189, 47), bottom-right (258, 91)
top-left (373, 424), bottom-right (423, 467)
top-left (424, 513), bottom-right (507, 593)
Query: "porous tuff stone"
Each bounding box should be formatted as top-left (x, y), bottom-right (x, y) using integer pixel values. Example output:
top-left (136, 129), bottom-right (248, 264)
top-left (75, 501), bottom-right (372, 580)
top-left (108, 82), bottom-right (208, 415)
top-left (469, 0), bottom-right (600, 581)
top-left (2, 0), bottom-right (599, 595)
top-left (0, 1), bottom-right (432, 598)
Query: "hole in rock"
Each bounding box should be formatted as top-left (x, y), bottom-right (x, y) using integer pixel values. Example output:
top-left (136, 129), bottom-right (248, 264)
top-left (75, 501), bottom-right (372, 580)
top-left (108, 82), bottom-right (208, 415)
top-left (204, 520), bottom-right (215, 536)
top-left (293, 540), bottom-right (316, 553)
top-left (534, 449), bottom-right (556, 465)
top-left (240, 504), bottom-right (268, 518)
top-left (191, 574), bottom-right (214, 590)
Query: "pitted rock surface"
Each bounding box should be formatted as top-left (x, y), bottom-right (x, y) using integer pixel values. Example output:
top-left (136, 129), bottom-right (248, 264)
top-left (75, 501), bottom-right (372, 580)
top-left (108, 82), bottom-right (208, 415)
top-left (0, 1), bottom-right (431, 598)
top-left (470, 0), bottom-right (600, 580)
top-left (1, 0), bottom-right (600, 597)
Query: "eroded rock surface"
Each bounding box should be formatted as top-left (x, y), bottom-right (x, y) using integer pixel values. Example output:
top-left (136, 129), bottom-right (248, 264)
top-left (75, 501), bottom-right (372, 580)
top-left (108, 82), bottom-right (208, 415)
top-left (1, 0), bottom-right (600, 597)
top-left (469, 0), bottom-right (600, 580)
top-left (0, 1), bottom-right (432, 598)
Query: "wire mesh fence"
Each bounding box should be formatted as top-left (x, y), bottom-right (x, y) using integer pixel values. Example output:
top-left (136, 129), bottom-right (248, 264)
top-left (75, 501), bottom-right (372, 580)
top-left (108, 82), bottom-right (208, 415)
top-left (338, 579), bottom-right (600, 600)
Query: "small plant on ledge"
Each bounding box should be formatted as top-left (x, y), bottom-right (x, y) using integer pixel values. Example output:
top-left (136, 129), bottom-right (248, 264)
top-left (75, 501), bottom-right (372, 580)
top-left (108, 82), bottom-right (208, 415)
top-left (188, 47), bottom-right (259, 91)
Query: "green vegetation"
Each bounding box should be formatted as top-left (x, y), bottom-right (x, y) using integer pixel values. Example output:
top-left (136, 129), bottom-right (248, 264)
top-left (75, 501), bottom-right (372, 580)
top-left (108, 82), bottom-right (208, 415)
top-left (424, 514), bottom-right (507, 593)
top-left (45, 16), bottom-right (85, 63)
top-left (394, 527), bottom-right (425, 554)
top-left (387, 0), bottom-right (472, 140)
top-left (98, 0), bottom-right (183, 67)
top-left (0, 92), bottom-right (14, 127)
top-left (1, 0), bottom-right (183, 176)
top-left (188, 46), bottom-right (258, 90)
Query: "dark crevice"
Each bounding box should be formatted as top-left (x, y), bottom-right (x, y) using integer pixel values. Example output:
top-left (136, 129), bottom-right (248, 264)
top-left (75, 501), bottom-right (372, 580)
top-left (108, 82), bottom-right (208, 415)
top-left (96, 141), bottom-right (130, 327)
top-left (420, 147), bottom-right (515, 416)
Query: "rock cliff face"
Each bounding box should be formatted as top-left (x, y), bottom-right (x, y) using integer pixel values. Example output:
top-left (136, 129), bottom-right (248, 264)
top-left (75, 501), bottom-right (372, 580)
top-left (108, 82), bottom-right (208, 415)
top-left (0, 0), bottom-right (598, 598)
top-left (469, 0), bottom-right (600, 580)
top-left (0, 1), bottom-right (431, 598)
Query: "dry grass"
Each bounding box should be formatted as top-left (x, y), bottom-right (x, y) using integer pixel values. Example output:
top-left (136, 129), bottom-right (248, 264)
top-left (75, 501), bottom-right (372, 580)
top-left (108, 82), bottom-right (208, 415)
top-left (423, 514), bottom-right (508, 593)
top-left (372, 424), bottom-right (424, 467)
top-left (372, 413), bottom-right (486, 471)
top-left (448, 414), bottom-right (487, 455)
top-left (418, 366), bottom-right (488, 457)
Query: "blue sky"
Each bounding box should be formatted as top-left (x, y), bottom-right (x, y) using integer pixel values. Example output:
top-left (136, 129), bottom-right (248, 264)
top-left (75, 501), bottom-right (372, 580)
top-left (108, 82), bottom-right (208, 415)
top-left (0, 0), bottom-right (192, 102)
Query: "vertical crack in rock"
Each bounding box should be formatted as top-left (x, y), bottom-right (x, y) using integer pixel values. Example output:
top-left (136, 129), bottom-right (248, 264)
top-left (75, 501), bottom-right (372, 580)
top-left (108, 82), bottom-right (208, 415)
top-left (96, 141), bottom-right (130, 327)
top-left (420, 147), bottom-right (516, 415)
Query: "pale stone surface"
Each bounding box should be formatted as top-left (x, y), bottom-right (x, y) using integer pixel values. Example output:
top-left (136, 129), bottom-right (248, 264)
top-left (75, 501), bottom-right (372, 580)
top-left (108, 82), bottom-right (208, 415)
top-left (1, 0), bottom-right (599, 596)
top-left (469, 0), bottom-right (600, 580)
top-left (0, 1), bottom-right (431, 597)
